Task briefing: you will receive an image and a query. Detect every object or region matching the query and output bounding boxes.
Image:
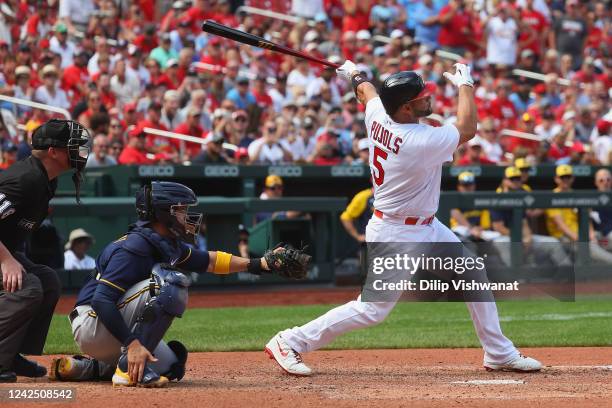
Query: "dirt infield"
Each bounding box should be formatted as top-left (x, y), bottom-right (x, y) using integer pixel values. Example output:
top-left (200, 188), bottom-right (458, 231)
top-left (2, 347), bottom-right (612, 408)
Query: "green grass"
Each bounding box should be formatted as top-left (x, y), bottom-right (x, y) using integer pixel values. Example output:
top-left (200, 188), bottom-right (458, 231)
top-left (44, 299), bottom-right (612, 354)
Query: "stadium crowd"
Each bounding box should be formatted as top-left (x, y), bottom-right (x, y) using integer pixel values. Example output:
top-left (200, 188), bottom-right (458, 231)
top-left (0, 0), bottom-right (609, 169)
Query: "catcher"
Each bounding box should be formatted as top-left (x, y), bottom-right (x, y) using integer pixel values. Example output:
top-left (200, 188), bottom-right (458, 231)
top-left (49, 181), bottom-right (309, 387)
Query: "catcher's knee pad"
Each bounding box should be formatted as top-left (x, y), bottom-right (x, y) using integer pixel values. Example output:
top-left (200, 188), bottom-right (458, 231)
top-left (164, 340), bottom-right (188, 381)
top-left (133, 265), bottom-right (191, 351)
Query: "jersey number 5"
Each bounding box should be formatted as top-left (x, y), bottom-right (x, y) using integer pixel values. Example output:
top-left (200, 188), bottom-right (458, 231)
top-left (372, 146), bottom-right (387, 186)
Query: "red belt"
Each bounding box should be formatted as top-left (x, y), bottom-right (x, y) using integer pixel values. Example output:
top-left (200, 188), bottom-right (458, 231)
top-left (374, 209), bottom-right (435, 226)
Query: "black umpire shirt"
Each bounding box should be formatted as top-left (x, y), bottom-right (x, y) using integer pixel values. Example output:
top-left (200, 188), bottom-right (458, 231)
top-left (0, 156), bottom-right (57, 253)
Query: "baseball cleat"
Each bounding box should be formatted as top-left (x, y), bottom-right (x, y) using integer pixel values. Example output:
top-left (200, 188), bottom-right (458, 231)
top-left (49, 355), bottom-right (103, 381)
top-left (264, 333), bottom-right (312, 376)
top-left (484, 354), bottom-right (542, 372)
top-left (112, 354), bottom-right (169, 388)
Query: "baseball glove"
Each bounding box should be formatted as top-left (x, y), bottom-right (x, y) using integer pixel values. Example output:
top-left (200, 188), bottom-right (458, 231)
top-left (264, 243), bottom-right (311, 280)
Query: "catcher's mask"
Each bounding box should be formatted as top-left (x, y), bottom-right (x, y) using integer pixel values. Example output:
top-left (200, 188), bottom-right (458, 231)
top-left (31, 119), bottom-right (91, 203)
top-left (136, 181), bottom-right (203, 244)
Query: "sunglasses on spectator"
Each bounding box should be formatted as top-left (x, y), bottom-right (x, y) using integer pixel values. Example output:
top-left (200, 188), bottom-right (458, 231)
top-left (267, 127), bottom-right (277, 132)
top-left (111, 123), bottom-right (122, 128)
top-left (559, 175), bottom-right (573, 180)
top-left (519, 168), bottom-right (530, 173)
top-left (596, 178), bottom-right (611, 183)
top-left (269, 185), bottom-right (283, 190)
top-left (509, 177), bottom-right (521, 182)
top-left (234, 117), bottom-right (247, 122)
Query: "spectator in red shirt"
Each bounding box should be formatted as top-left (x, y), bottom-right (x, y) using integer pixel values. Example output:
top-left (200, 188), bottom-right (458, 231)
top-left (62, 49), bottom-right (90, 104)
top-left (519, 0), bottom-right (549, 58)
top-left (572, 57), bottom-right (598, 84)
top-left (186, 0), bottom-right (214, 32)
top-left (438, 0), bottom-right (472, 55)
top-left (156, 59), bottom-right (181, 90)
top-left (212, 0), bottom-right (239, 28)
top-left (136, 102), bottom-right (177, 154)
top-left (252, 76), bottom-right (273, 110)
top-left (457, 137), bottom-right (496, 165)
top-left (199, 37), bottom-right (226, 68)
top-left (488, 80), bottom-right (517, 129)
top-left (174, 107), bottom-right (206, 159)
top-left (118, 130), bottom-right (152, 165)
top-left (23, 2), bottom-right (52, 43)
top-left (342, 0), bottom-right (372, 33)
top-left (160, 1), bottom-right (189, 33)
top-left (548, 130), bottom-right (573, 162)
top-left (78, 89), bottom-right (107, 130)
top-left (132, 24), bottom-right (159, 54)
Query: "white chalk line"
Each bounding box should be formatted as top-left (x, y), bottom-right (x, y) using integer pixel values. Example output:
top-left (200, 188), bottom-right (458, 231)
top-left (451, 379), bottom-right (525, 385)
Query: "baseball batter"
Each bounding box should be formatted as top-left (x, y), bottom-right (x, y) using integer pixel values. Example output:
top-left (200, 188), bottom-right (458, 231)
top-left (265, 62), bottom-right (542, 375)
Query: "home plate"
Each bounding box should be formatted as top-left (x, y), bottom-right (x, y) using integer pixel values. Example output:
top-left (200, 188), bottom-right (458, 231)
top-left (451, 380), bottom-right (525, 385)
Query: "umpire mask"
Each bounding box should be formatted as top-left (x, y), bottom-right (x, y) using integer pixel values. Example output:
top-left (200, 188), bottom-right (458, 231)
top-left (32, 119), bottom-right (91, 204)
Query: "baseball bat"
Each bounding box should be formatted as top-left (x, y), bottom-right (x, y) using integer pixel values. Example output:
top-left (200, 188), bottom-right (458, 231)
top-left (201, 20), bottom-right (340, 69)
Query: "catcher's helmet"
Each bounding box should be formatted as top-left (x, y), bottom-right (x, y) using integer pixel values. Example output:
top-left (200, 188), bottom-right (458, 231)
top-left (379, 71), bottom-right (436, 116)
top-left (136, 181), bottom-right (203, 244)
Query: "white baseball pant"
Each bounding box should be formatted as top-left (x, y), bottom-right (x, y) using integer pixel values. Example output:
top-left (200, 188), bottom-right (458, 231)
top-left (281, 216), bottom-right (520, 365)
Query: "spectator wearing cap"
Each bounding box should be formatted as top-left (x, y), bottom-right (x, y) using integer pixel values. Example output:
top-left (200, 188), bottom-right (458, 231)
top-left (269, 75), bottom-right (292, 113)
top-left (550, 0), bottom-right (587, 70)
top-left (199, 37), bottom-right (226, 68)
top-left (49, 22), bottom-right (76, 68)
top-left (150, 33), bottom-right (179, 70)
top-left (255, 174), bottom-right (305, 223)
top-left (125, 45), bottom-right (150, 87)
top-left (437, 0), bottom-right (472, 55)
top-left (169, 19), bottom-right (193, 54)
top-left (575, 107), bottom-right (595, 144)
top-left (252, 76), bottom-right (274, 110)
top-left (86, 134), bottom-right (116, 168)
top-left (118, 127), bottom-right (152, 165)
top-left (592, 119), bottom-right (611, 166)
top-left (34, 65), bottom-right (70, 110)
top-left (62, 49), bottom-right (90, 104)
top-left (509, 78), bottom-right (534, 114)
top-left (174, 107), bottom-right (206, 158)
top-left (413, 0), bottom-right (442, 50)
top-left (546, 165), bottom-right (612, 264)
top-left (415, 54), bottom-right (438, 82)
top-left (450, 172), bottom-right (494, 242)
top-left (350, 138), bottom-right (370, 166)
top-left (13, 66), bottom-right (33, 114)
top-left (226, 76), bottom-right (256, 111)
top-left (230, 110), bottom-right (254, 148)
top-left (192, 132), bottom-right (228, 164)
top-left (548, 128), bottom-right (575, 163)
top-left (457, 136), bottom-right (496, 165)
top-left (248, 119), bottom-right (292, 164)
top-left (136, 102), bottom-right (175, 154)
top-left (156, 57), bottom-right (183, 90)
top-left (491, 166), bottom-right (571, 267)
top-left (592, 169), bottom-right (612, 252)
top-left (478, 118), bottom-right (503, 163)
top-left (63, 228), bottom-right (96, 270)
top-left (0, 140), bottom-right (17, 169)
top-left (77, 89), bottom-right (107, 131)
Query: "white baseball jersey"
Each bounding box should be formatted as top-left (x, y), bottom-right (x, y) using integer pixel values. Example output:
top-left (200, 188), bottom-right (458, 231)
top-left (364, 97), bottom-right (459, 217)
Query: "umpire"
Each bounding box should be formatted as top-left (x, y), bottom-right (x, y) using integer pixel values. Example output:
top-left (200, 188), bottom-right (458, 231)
top-left (0, 119), bottom-right (90, 382)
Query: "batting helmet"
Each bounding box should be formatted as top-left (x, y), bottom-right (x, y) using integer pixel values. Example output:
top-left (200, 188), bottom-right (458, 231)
top-left (379, 71), bottom-right (436, 116)
top-left (136, 181), bottom-right (203, 244)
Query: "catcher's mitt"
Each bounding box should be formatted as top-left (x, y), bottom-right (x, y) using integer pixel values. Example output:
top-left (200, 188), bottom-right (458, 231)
top-left (264, 244), bottom-right (311, 280)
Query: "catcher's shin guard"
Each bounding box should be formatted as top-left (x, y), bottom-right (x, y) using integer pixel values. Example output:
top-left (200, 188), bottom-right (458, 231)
top-left (134, 265), bottom-right (190, 352)
top-left (49, 355), bottom-right (110, 381)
